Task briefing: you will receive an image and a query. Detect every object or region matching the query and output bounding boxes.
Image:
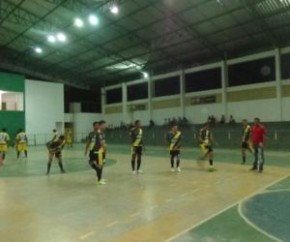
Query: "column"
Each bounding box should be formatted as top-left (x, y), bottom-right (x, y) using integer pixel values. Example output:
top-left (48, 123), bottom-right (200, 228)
top-left (122, 83), bottom-right (128, 123)
top-left (221, 60), bottom-right (228, 119)
top-left (180, 69), bottom-right (185, 118)
top-left (148, 75), bottom-right (153, 121)
top-left (275, 48), bottom-right (282, 121)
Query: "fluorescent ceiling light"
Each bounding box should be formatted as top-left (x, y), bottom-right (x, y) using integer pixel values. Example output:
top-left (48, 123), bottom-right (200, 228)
top-left (47, 35), bottom-right (56, 43)
top-left (88, 14), bottom-right (99, 25)
top-left (34, 47), bottom-right (43, 53)
top-left (56, 32), bottom-right (67, 42)
top-left (110, 5), bottom-right (119, 14)
top-left (74, 17), bottom-right (84, 27)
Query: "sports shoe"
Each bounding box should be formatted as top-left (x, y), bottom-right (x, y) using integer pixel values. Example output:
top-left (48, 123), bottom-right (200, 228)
top-left (132, 170), bottom-right (136, 174)
top-left (97, 180), bottom-right (106, 185)
top-left (177, 167), bottom-right (181, 172)
top-left (101, 178), bottom-right (107, 182)
top-left (208, 166), bottom-right (216, 172)
top-left (171, 168), bottom-right (175, 172)
top-left (137, 170), bottom-right (143, 174)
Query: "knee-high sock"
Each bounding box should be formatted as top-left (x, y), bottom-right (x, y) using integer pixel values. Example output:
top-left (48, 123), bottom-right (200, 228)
top-left (170, 155), bottom-right (174, 168)
top-left (58, 161), bottom-right (65, 172)
top-left (96, 167), bottom-right (103, 181)
top-left (47, 162), bottom-right (52, 174)
top-left (137, 154), bottom-right (142, 170)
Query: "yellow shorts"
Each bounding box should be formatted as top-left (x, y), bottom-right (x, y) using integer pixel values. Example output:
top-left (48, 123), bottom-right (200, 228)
top-left (17, 143), bottom-right (27, 152)
top-left (0, 144), bottom-right (8, 152)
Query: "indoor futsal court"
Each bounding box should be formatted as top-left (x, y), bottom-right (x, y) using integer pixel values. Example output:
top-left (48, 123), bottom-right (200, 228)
top-left (1, 144), bottom-right (290, 241)
top-left (1, 0), bottom-right (290, 241)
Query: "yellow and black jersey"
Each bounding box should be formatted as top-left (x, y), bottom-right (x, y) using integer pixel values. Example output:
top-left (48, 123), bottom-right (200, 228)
top-left (91, 130), bottom-right (106, 153)
top-left (167, 131), bottom-right (182, 151)
top-left (130, 127), bottom-right (143, 147)
top-left (199, 128), bottom-right (212, 145)
top-left (242, 125), bottom-right (251, 142)
top-left (48, 139), bottom-right (65, 153)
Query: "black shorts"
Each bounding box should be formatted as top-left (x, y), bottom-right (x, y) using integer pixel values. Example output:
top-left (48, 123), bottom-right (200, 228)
top-left (170, 150), bottom-right (180, 156)
top-left (89, 151), bottom-right (104, 166)
top-left (242, 141), bottom-right (250, 149)
top-left (132, 146), bottom-right (142, 155)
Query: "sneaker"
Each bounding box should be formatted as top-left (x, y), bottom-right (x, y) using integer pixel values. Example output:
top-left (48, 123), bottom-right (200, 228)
top-left (137, 170), bottom-right (143, 174)
top-left (61, 170), bottom-right (66, 174)
top-left (101, 178), bottom-right (107, 182)
top-left (132, 170), bottom-right (136, 174)
top-left (177, 167), bottom-right (181, 172)
top-left (249, 167), bottom-right (257, 171)
top-left (208, 166), bottom-right (216, 172)
top-left (97, 180), bottom-right (106, 185)
top-left (171, 168), bottom-right (175, 172)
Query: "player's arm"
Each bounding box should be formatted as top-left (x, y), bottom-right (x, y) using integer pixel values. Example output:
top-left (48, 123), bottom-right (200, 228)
top-left (84, 133), bottom-right (92, 156)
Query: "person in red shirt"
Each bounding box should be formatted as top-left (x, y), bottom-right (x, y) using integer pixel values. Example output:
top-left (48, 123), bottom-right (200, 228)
top-left (250, 117), bottom-right (266, 172)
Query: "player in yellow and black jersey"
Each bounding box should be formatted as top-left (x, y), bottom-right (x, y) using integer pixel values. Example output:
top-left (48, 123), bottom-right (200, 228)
top-left (166, 122), bottom-right (182, 172)
top-left (129, 120), bottom-right (143, 174)
top-left (46, 135), bottom-right (66, 175)
top-left (198, 123), bottom-right (215, 172)
top-left (87, 120), bottom-right (107, 185)
top-left (241, 119), bottom-right (253, 164)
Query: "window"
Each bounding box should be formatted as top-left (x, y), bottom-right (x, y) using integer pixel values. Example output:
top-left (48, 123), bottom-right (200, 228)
top-left (154, 76), bottom-right (180, 97)
top-left (127, 82), bottom-right (148, 101)
top-left (106, 88), bottom-right (122, 104)
top-left (228, 57), bottom-right (275, 86)
top-left (0, 91), bottom-right (24, 111)
top-left (185, 68), bottom-right (221, 92)
top-left (281, 53), bottom-right (290, 80)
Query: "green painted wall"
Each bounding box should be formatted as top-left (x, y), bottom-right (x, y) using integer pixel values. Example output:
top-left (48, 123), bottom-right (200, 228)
top-left (0, 72), bottom-right (25, 145)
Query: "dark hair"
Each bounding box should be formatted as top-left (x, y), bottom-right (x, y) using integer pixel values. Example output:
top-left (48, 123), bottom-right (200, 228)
top-left (170, 121), bottom-right (177, 128)
top-left (53, 129), bottom-right (57, 132)
top-left (135, 120), bottom-right (140, 125)
top-left (99, 120), bottom-right (106, 125)
top-left (2, 128), bottom-right (6, 132)
top-left (93, 121), bottom-right (99, 126)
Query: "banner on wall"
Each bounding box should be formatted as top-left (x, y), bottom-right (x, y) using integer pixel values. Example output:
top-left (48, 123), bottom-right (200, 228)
top-left (191, 95), bottom-right (216, 105)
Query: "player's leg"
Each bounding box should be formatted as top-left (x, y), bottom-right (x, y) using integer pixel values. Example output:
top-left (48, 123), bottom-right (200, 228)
top-left (241, 142), bottom-right (246, 164)
top-left (208, 146), bottom-right (215, 171)
top-left (136, 147), bottom-right (143, 173)
top-left (57, 153), bottom-right (65, 173)
top-left (170, 151), bottom-right (175, 171)
top-left (96, 152), bottom-right (105, 184)
top-left (250, 144), bottom-right (258, 171)
top-left (176, 150), bottom-right (181, 172)
top-left (46, 152), bottom-right (54, 175)
top-left (131, 147), bottom-right (137, 174)
top-left (16, 144), bottom-right (20, 159)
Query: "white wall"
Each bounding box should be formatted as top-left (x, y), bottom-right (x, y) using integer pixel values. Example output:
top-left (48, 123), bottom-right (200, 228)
top-left (185, 103), bottom-right (223, 124)
top-left (282, 97), bottom-right (290, 121)
top-left (72, 113), bottom-right (104, 142)
top-left (152, 107), bottom-right (182, 125)
top-left (25, 79), bottom-right (64, 144)
top-left (227, 99), bottom-right (279, 122)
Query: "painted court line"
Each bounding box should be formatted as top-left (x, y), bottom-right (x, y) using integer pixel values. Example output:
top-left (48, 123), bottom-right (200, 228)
top-left (106, 220), bottom-right (120, 228)
top-left (79, 231), bottom-right (95, 240)
top-left (130, 212), bottom-right (141, 217)
top-left (166, 173), bottom-right (290, 242)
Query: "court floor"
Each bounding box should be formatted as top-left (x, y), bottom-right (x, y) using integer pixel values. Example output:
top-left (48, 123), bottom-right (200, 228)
top-left (0, 144), bottom-right (290, 242)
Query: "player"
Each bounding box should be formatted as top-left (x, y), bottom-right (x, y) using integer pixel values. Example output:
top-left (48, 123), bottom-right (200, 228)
top-left (84, 121), bottom-right (99, 157)
top-left (15, 128), bottom-right (28, 160)
top-left (88, 120), bottom-right (107, 185)
top-left (250, 118), bottom-right (266, 172)
top-left (166, 122), bottom-right (182, 172)
top-left (129, 120), bottom-right (144, 174)
top-left (0, 128), bottom-right (10, 165)
top-left (198, 123), bottom-right (215, 172)
top-left (241, 119), bottom-right (252, 164)
top-left (65, 130), bottom-right (73, 149)
top-left (46, 135), bottom-right (66, 175)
